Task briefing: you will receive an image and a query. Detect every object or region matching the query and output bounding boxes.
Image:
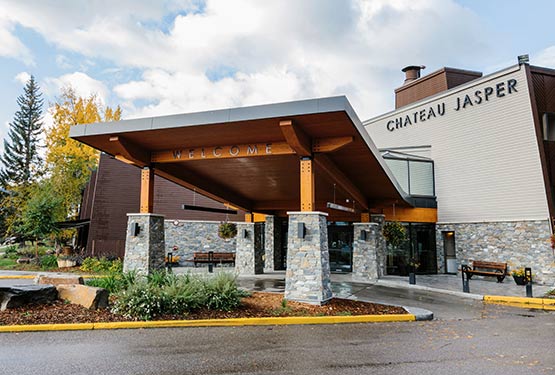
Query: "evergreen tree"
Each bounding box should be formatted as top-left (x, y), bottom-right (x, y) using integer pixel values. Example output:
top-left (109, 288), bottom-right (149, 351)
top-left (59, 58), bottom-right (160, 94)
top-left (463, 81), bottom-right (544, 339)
top-left (0, 75), bottom-right (44, 186)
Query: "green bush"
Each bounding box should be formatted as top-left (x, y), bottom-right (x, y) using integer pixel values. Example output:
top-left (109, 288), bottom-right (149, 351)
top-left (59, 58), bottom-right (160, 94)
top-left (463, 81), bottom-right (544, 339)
top-left (111, 272), bottom-right (247, 320)
top-left (39, 254), bottom-right (58, 270)
top-left (85, 270), bottom-right (138, 294)
top-left (202, 273), bottom-right (249, 311)
top-left (80, 257), bottom-right (122, 273)
top-left (112, 280), bottom-right (164, 321)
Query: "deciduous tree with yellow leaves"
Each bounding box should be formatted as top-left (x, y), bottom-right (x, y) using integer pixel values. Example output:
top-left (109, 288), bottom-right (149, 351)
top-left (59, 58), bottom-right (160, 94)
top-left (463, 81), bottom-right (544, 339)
top-left (45, 87), bottom-right (121, 220)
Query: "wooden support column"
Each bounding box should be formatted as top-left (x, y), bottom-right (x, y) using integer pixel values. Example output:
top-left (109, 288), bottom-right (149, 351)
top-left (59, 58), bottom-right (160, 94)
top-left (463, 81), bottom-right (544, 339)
top-left (300, 157), bottom-right (315, 211)
top-left (140, 166), bottom-right (155, 213)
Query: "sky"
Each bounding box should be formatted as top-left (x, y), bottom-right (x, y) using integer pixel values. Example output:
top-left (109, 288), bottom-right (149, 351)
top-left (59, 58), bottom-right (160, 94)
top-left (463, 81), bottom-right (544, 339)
top-left (1, 0), bottom-right (554, 151)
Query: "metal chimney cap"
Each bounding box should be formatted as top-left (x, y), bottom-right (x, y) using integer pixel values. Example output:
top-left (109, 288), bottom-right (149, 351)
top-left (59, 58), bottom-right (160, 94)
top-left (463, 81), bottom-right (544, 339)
top-left (401, 65), bottom-right (426, 72)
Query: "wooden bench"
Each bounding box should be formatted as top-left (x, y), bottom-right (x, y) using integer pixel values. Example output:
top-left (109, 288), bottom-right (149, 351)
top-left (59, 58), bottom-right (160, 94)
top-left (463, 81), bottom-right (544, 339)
top-left (461, 260), bottom-right (508, 283)
top-left (189, 252), bottom-right (235, 267)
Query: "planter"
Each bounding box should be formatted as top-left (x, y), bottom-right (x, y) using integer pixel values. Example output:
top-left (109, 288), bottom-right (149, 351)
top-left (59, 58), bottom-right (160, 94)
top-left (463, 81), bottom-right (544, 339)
top-left (513, 275), bottom-right (527, 285)
top-left (57, 259), bottom-right (77, 268)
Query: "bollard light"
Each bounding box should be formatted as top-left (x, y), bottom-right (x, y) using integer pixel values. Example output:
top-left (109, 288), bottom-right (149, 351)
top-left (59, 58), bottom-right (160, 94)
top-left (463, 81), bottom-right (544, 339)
top-left (461, 264), bottom-right (470, 293)
top-left (208, 251), bottom-right (214, 273)
top-left (525, 267), bottom-right (533, 297)
top-left (166, 252), bottom-right (173, 273)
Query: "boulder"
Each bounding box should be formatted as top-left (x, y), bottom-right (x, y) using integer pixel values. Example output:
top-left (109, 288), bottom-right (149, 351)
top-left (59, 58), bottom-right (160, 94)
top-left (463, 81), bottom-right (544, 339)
top-left (0, 285), bottom-right (58, 311)
top-left (35, 275), bottom-right (84, 286)
top-left (16, 258), bottom-right (31, 264)
top-left (56, 284), bottom-right (108, 310)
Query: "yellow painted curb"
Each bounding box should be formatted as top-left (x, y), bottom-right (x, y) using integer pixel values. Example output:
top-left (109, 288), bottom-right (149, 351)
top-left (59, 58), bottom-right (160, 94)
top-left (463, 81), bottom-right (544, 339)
top-left (0, 314), bottom-right (415, 333)
top-left (484, 295), bottom-right (555, 310)
top-left (0, 323), bottom-right (94, 332)
top-left (0, 275), bottom-right (36, 279)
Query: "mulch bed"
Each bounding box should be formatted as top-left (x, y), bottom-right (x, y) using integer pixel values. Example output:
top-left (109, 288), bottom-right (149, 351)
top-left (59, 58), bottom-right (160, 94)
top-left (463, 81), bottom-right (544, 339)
top-left (0, 292), bottom-right (407, 326)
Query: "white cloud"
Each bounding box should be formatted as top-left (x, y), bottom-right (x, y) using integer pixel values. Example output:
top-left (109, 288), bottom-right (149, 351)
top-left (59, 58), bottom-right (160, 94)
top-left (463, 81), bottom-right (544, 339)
top-left (0, 17), bottom-right (34, 65)
top-left (14, 71), bottom-right (30, 85)
top-left (534, 46), bottom-right (555, 68)
top-left (43, 72), bottom-right (109, 105)
top-left (1, 0), bottom-right (490, 119)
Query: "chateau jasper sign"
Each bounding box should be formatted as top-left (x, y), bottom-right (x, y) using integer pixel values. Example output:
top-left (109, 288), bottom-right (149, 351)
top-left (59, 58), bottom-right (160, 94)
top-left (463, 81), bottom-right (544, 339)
top-left (386, 79), bottom-right (518, 132)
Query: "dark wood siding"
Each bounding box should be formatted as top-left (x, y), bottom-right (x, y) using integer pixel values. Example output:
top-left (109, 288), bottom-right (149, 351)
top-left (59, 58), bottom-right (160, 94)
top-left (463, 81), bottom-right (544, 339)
top-left (395, 68), bottom-right (482, 108)
top-left (530, 66), bottom-right (555, 224)
top-left (82, 153), bottom-right (244, 258)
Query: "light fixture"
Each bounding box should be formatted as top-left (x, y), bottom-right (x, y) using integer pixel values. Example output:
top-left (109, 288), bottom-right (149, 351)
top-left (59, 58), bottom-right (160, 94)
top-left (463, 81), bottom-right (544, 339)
top-left (131, 222), bottom-right (141, 236)
top-left (298, 222), bottom-right (306, 239)
top-left (360, 230), bottom-right (367, 241)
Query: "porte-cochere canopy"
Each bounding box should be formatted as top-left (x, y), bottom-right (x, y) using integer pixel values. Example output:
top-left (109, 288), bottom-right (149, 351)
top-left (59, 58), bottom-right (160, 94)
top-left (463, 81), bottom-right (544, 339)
top-left (70, 96), bottom-right (416, 221)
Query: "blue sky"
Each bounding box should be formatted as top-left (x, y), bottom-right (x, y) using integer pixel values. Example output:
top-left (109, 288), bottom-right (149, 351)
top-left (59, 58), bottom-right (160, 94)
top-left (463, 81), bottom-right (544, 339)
top-left (0, 0), bottom-right (554, 150)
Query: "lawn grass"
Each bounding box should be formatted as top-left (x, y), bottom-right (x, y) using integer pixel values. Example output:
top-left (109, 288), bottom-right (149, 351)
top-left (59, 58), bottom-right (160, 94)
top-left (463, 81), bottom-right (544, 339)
top-left (0, 258), bottom-right (17, 269)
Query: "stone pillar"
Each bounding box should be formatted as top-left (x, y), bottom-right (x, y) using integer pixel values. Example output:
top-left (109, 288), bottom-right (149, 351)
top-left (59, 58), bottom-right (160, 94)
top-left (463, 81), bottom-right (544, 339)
top-left (123, 213), bottom-right (165, 275)
top-left (285, 211), bottom-right (332, 305)
top-left (371, 214), bottom-right (386, 277)
top-left (235, 223), bottom-right (263, 275)
top-left (352, 223), bottom-right (379, 282)
top-left (264, 215), bottom-right (277, 272)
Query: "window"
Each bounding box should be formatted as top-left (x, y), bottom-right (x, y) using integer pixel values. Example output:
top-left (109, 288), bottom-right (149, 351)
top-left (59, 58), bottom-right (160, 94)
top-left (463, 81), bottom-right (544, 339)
top-left (382, 150), bottom-right (435, 197)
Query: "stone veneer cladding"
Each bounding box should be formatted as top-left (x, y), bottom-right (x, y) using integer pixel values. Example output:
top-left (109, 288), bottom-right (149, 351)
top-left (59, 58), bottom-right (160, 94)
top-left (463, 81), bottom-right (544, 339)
top-left (123, 214), bottom-right (165, 275)
top-left (352, 223), bottom-right (379, 281)
top-left (371, 214), bottom-right (387, 277)
top-left (164, 220), bottom-right (237, 265)
top-left (285, 212), bottom-right (332, 304)
top-left (436, 220), bottom-right (555, 285)
top-left (264, 216), bottom-right (277, 272)
top-left (235, 223), bottom-right (264, 275)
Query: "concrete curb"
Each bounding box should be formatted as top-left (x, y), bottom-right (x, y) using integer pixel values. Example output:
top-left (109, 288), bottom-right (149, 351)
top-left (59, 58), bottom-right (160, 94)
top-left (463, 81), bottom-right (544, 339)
top-left (403, 306), bottom-right (434, 321)
top-left (376, 279), bottom-right (484, 300)
top-left (0, 314), bottom-right (417, 333)
top-left (484, 295), bottom-right (555, 310)
top-left (0, 274), bottom-right (102, 280)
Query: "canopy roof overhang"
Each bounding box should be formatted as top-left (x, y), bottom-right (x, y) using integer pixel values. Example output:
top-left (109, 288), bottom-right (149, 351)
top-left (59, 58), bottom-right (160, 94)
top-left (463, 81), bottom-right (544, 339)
top-left (70, 96), bottom-right (413, 219)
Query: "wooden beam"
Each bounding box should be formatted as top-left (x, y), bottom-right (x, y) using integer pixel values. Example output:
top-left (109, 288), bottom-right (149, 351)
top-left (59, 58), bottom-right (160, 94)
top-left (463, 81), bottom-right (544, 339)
top-left (109, 136), bottom-right (150, 167)
top-left (375, 207), bottom-right (437, 223)
top-left (300, 158), bottom-right (315, 211)
top-left (313, 153), bottom-right (369, 210)
top-left (154, 164), bottom-right (253, 212)
top-left (312, 136), bottom-right (353, 153)
top-left (151, 142), bottom-right (294, 163)
top-left (140, 167), bottom-right (154, 213)
top-left (279, 120), bottom-right (312, 157)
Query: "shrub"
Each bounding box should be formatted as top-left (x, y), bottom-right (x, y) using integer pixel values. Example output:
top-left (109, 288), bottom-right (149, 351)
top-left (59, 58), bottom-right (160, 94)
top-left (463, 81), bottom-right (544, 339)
top-left (85, 270), bottom-right (137, 294)
top-left (112, 280), bottom-right (164, 320)
top-left (39, 254), bottom-right (58, 270)
top-left (111, 272), bottom-right (247, 320)
top-left (202, 273), bottom-right (249, 311)
top-left (80, 257), bottom-right (122, 273)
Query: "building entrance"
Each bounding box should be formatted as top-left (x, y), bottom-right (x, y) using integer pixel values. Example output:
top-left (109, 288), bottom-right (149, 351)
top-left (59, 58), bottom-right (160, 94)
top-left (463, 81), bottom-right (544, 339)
top-left (328, 222), bottom-right (353, 273)
top-left (386, 223), bottom-right (437, 275)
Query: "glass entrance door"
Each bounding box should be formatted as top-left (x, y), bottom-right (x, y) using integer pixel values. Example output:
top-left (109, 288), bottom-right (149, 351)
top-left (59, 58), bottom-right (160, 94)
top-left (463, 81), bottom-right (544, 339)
top-left (386, 223), bottom-right (437, 275)
top-left (328, 223), bottom-right (353, 273)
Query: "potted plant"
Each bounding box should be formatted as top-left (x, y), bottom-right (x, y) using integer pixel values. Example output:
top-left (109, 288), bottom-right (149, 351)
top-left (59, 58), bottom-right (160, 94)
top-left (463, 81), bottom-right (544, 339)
top-left (57, 254), bottom-right (78, 268)
top-left (408, 257), bottom-right (420, 285)
top-left (511, 267), bottom-right (528, 285)
top-left (218, 222), bottom-right (237, 240)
